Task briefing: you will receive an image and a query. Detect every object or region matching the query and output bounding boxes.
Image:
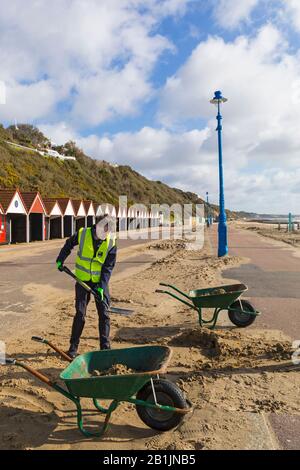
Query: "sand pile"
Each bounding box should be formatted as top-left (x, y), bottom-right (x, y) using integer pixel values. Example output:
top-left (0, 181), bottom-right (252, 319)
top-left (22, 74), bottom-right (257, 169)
top-left (170, 328), bottom-right (221, 357)
top-left (149, 240), bottom-right (187, 250)
top-left (200, 288), bottom-right (227, 296)
top-left (91, 364), bottom-right (135, 376)
top-left (170, 328), bottom-right (292, 364)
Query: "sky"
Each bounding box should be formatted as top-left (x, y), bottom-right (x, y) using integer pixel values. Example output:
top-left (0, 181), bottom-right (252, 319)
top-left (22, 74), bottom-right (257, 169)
top-left (0, 0), bottom-right (300, 213)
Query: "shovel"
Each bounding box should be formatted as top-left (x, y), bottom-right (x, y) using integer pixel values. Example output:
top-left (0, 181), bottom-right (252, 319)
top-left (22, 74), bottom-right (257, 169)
top-left (62, 266), bottom-right (134, 316)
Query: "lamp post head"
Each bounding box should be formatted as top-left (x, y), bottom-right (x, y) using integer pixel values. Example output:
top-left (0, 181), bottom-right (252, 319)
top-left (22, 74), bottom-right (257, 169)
top-left (210, 90), bottom-right (228, 105)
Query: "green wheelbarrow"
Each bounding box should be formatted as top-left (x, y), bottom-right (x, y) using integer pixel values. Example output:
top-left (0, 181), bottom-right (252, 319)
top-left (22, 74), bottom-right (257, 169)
top-left (156, 283), bottom-right (260, 329)
top-left (3, 337), bottom-right (192, 437)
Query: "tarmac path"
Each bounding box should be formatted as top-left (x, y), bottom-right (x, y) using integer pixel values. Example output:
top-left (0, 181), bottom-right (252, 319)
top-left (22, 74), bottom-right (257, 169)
top-left (2, 225), bottom-right (300, 449)
top-left (209, 224), bottom-right (300, 450)
top-left (0, 234), bottom-right (159, 341)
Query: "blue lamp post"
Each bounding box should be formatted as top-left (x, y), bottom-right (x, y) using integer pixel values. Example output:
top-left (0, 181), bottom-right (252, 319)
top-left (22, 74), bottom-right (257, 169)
top-left (210, 90), bottom-right (228, 257)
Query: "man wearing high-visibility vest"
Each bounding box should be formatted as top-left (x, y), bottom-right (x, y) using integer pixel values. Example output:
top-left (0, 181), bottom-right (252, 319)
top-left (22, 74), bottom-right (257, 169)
top-left (56, 214), bottom-right (117, 358)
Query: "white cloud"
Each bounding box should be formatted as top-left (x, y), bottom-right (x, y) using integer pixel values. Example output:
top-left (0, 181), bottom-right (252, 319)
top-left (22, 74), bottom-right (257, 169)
top-left (0, 80), bottom-right (62, 122)
top-left (41, 120), bottom-right (300, 213)
top-left (156, 25), bottom-right (300, 211)
top-left (3, 1), bottom-right (300, 213)
top-left (39, 122), bottom-right (77, 146)
top-left (281, 0), bottom-right (300, 31)
top-left (159, 24), bottom-right (288, 124)
top-left (0, 81), bottom-right (6, 105)
top-left (40, 22), bottom-right (300, 214)
top-left (40, 122), bottom-right (211, 172)
top-left (72, 64), bottom-right (153, 126)
top-left (0, 0), bottom-right (190, 125)
top-left (213, 0), bottom-right (260, 29)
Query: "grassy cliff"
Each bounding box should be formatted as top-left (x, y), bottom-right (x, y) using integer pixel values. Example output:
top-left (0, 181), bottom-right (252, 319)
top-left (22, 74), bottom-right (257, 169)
top-left (0, 124), bottom-right (204, 207)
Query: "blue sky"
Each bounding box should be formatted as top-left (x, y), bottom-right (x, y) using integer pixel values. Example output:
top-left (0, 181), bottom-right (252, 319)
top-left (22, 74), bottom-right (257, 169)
top-left (1, 0), bottom-right (300, 213)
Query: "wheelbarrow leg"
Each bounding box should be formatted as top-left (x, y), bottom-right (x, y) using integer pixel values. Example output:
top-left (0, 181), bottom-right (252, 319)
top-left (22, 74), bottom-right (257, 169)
top-left (198, 308), bottom-right (203, 327)
top-left (209, 308), bottom-right (222, 329)
top-left (52, 382), bottom-right (118, 438)
top-left (93, 398), bottom-right (112, 414)
top-left (77, 399), bottom-right (119, 438)
top-left (197, 308), bottom-right (223, 329)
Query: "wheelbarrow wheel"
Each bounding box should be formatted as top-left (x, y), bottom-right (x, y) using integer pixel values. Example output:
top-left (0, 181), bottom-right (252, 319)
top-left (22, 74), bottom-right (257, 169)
top-left (136, 379), bottom-right (187, 431)
top-left (228, 299), bottom-right (257, 328)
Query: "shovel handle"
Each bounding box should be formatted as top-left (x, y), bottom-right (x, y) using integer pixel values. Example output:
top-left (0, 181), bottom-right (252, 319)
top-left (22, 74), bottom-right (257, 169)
top-left (62, 265), bottom-right (73, 276)
top-left (62, 266), bottom-right (101, 300)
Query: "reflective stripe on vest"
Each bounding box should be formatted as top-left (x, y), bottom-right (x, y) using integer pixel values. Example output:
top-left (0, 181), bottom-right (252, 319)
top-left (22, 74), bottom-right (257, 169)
top-left (75, 264), bottom-right (102, 277)
top-left (75, 228), bottom-right (116, 283)
top-left (77, 228), bottom-right (93, 262)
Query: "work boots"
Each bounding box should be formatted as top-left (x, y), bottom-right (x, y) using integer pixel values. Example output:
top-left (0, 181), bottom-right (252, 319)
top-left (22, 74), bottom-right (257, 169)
top-left (66, 344), bottom-right (78, 360)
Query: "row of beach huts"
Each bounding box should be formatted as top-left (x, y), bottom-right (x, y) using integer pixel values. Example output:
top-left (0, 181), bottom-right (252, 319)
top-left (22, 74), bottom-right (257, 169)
top-left (0, 188), bottom-right (162, 245)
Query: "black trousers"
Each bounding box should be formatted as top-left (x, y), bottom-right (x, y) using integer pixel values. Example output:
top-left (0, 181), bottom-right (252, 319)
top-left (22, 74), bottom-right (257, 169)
top-left (70, 282), bottom-right (110, 351)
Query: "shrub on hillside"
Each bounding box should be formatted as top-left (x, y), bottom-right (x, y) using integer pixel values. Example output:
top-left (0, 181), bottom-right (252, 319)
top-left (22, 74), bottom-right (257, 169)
top-left (6, 124), bottom-right (50, 147)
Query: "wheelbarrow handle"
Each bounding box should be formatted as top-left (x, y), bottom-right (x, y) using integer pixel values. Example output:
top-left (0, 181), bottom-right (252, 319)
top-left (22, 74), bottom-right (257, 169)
top-left (31, 336), bottom-right (46, 343)
top-left (4, 358), bottom-right (16, 365)
top-left (31, 336), bottom-right (73, 362)
top-left (159, 283), bottom-right (191, 300)
top-left (156, 288), bottom-right (196, 310)
top-left (2, 358), bottom-right (54, 386)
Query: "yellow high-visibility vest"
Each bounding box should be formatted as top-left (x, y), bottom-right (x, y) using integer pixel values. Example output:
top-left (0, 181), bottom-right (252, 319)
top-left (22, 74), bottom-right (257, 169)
top-left (75, 227), bottom-right (116, 283)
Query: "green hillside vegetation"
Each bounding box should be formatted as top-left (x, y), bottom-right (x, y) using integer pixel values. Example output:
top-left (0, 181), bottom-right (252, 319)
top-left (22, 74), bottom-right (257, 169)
top-left (0, 124), bottom-right (206, 208)
top-left (5, 124), bottom-right (50, 148)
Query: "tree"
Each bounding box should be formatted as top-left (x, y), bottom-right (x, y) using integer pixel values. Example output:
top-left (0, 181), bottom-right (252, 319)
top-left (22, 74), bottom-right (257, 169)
top-left (6, 124), bottom-right (49, 147)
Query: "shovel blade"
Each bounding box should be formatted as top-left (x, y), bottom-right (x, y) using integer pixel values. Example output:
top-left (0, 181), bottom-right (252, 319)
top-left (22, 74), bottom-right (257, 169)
top-left (108, 306), bottom-right (134, 316)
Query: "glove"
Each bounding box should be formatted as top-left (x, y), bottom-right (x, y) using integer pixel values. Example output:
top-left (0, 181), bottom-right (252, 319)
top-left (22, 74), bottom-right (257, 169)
top-left (56, 260), bottom-right (64, 272)
top-left (96, 287), bottom-right (104, 301)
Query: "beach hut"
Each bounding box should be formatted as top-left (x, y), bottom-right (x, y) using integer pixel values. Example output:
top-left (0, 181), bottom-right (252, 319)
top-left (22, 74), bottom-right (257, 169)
top-left (72, 200), bottom-right (87, 231)
top-left (96, 204), bottom-right (112, 220)
top-left (111, 206), bottom-right (117, 218)
top-left (95, 204), bottom-right (104, 222)
top-left (0, 189), bottom-right (28, 243)
top-left (128, 206), bottom-right (138, 230)
top-left (20, 191), bottom-right (47, 242)
top-left (56, 198), bottom-right (76, 237)
top-left (143, 210), bottom-right (150, 229)
top-left (150, 209), bottom-right (159, 227)
top-left (92, 203), bottom-right (99, 221)
top-left (83, 201), bottom-right (96, 227)
top-left (43, 199), bottom-right (64, 239)
top-left (104, 204), bottom-right (113, 216)
top-left (0, 203), bottom-right (7, 244)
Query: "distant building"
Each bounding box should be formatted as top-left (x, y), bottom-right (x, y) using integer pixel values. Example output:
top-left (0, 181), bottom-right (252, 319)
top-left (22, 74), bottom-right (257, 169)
top-left (5, 141), bottom-right (76, 161)
top-left (43, 148), bottom-right (76, 161)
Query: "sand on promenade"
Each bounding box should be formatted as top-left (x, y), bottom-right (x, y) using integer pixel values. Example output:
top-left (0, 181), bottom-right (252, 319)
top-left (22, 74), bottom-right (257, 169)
top-left (0, 234), bottom-right (299, 450)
